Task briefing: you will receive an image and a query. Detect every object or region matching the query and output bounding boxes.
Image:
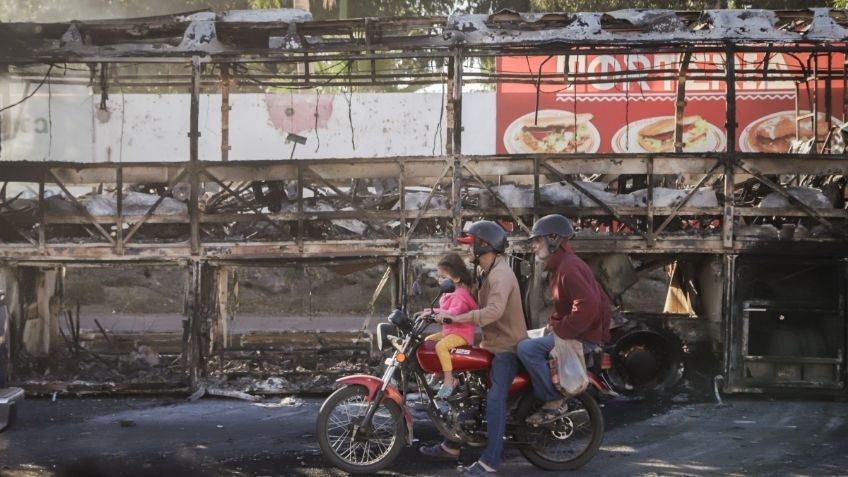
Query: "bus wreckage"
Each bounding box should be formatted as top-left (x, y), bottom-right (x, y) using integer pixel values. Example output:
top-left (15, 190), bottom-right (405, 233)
top-left (0, 8), bottom-right (846, 403)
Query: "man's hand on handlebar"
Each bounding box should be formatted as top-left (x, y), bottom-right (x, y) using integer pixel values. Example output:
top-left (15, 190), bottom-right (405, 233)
top-left (434, 312), bottom-right (455, 324)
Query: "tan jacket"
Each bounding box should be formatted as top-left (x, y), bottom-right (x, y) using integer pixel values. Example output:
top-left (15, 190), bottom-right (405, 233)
top-left (458, 256), bottom-right (528, 354)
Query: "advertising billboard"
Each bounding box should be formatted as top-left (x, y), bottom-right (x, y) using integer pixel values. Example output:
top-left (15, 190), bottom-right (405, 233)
top-left (497, 52), bottom-right (845, 155)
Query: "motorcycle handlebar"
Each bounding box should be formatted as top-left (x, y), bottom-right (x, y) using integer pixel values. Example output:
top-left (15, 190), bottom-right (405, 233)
top-left (421, 314), bottom-right (452, 325)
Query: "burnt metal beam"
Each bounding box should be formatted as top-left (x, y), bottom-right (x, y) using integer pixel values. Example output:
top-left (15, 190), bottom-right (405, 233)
top-left (189, 56), bottom-right (202, 255)
top-left (673, 50), bottom-right (693, 153)
top-left (722, 45), bottom-right (736, 249)
top-left (462, 161), bottom-right (531, 235)
top-left (46, 170), bottom-right (115, 245)
top-left (201, 169), bottom-right (287, 235)
top-left (405, 161), bottom-right (452, 240)
top-left (733, 159), bottom-right (844, 236)
top-left (653, 161), bottom-right (722, 238)
top-left (121, 167), bottom-right (189, 245)
top-left (540, 160), bottom-right (647, 240)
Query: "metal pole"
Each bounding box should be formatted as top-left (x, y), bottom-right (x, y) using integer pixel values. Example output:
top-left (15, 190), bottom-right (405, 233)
top-left (722, 45), bottom-right (736, 249)
top-left (189, 57), bottom-right (201, 254)
top-left (116, 166), bottom-right (123, 255)
top-left (186, 260), bottom-right (203, 390)
top-left (449, 51), bottom-right (463, 240)
top-left (221, 64), bottom-right (231, 162)
top-left (673, 51), bottom-right (693, 153)
top-left (0, 63), bottom-right (9, 159)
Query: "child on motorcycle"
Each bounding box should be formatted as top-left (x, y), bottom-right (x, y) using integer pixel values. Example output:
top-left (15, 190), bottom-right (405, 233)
top-left (424, 253), bottom-right (478, 399)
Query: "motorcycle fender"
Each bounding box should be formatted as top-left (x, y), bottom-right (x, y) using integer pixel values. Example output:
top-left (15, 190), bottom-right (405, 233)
top-left (336, 375), bottom-right (414, 445)
top-left (588, 373), bottom-right (604, 392)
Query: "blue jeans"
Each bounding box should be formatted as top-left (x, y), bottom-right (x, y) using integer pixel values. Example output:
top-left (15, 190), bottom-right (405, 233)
top-left (442, 351), bottom-right (521, 469)
top-left (516, 335), bottom-right (562, 403)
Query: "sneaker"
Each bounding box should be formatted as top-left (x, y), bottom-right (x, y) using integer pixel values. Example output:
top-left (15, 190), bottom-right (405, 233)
top-left (435, 384), bottom-right (455, 399)
top-left (419, 442), bottom-right (460, 460)
top-left (458, 461), bottom-right (497, 476)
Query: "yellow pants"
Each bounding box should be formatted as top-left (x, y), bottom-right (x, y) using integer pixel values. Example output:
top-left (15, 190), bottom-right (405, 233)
top-left (425, 332), bottom-right (468, 373)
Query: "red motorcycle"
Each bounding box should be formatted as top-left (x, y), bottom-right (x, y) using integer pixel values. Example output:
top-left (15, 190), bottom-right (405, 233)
top-left (316, 282), bottom-right (611, 474)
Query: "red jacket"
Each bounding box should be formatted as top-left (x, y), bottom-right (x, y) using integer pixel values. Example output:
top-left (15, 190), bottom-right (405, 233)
top-left (546, 243), bottom-right (611, 344)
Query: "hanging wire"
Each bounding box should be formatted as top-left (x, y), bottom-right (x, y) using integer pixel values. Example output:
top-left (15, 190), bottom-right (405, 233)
top-left (0, 65), bottom-right (54, 114)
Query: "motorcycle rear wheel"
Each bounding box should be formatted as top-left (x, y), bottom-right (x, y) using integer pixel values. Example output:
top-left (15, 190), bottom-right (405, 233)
top-left (518, 392), bottom-right (604, 471)
top-left (316, 385), bottom-right (405, 474)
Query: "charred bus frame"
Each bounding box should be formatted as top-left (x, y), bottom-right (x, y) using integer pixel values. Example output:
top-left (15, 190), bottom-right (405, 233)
top-left (0, 8), bottom-right (846, 395)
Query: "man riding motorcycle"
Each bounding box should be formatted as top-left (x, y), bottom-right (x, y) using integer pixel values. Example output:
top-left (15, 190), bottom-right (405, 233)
top-left (420, 220), bottom-right (528, 477)
top-left (517, 214), bottom-right (612, 425)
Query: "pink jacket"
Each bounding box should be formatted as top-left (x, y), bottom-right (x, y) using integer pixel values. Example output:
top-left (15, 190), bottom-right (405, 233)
top-left (432, 287), bottom-right (478, 345)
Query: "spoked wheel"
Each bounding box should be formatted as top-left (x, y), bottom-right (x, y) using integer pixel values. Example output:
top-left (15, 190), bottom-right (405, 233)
top-left (518, 392), bottom-right (604, 471)
top-left (316, 385), bottom-right (405, 474)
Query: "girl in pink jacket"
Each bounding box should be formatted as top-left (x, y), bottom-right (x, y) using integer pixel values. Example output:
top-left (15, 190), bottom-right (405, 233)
top-left (424, 253), bottom-right (478, 399)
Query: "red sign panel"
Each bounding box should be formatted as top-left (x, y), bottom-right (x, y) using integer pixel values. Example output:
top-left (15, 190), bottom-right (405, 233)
top-left (496, 53), bottom-right (845, 154)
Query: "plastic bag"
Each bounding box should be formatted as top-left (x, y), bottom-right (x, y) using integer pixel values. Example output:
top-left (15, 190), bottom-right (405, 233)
top-left (549, 337), bottom-right (589, 396)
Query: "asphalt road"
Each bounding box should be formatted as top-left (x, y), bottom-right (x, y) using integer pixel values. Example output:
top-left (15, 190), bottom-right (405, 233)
top-left (0, 393), bottom-right (846, 477)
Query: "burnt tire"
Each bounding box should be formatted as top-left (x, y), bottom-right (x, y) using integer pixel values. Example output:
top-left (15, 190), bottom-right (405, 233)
top-left (316, 385), bottom-right (405, 474)
top-left (518, 392), bottom-right (604, 471)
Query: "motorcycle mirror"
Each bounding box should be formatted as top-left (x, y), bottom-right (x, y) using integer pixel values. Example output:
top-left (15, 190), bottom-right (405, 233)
top-left (438, 278), bottom-right (456, 294)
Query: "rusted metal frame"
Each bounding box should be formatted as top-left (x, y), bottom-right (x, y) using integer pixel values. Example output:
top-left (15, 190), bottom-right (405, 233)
top-left (221, 64), bottom-right (230, 162)
top-left (0, 214), bottom-right (37, 245)
top-left (406, 162), bottom-right (452, 240)
top-left (539, 160), bottom-right (646, 240)
top-left (445, 55), bottom-right (455, 156)
top-left (201, 209), bottom-right (435, 223)
top-left (398, 161), bottom-right (407, 250)
top-left (37, 177), bottom-right (45, 250)
top-left (674, 50), bottom-right (693, 152)
top-left (297, 164), bottom-right (304, 252)
top-left (189, 56), bottom-right (202, 255)
top-left (121, 167), bottom-right (189, 246)
top-left (824, 51), bottom-right (832, 153)
top-left (303, 166), bottom-right (398, 239)
top-left (449, 48), bottom-right (463, 239)
top-left (216, 50), bottom-right (451, 65)
top-left (722, 254), bottom-right (736, 385)
top-left (463, 69), bottom-right (831, 81)
top-left (646, 157), bottom-right (654, 246)
top-left (201, 169), bottom-right (287, 235)
top-left (462, 162), bottom-right (531, 235)
top-left (732, 159), bottom-right (843, 236)
top-left (115, 166), bottom-right (123, 254)
top-left (533, 156), bottom-right (541, 223)
top-left (186, 260), bottom-right (202, 390)
top-left (469, 76), bottom-right (730, 87)
top-left (46, 170), bottom-right (115, 245)
top-left (812, 52), bottom-right (819, 154)
top-left (653, 161), bottom-right (723, 238)
top-left (723, 45), bottom-right (737, 248)
top-left (365, 18), bottom-right (377, 84)
top-left (843, 47), bottom-right (848, 150)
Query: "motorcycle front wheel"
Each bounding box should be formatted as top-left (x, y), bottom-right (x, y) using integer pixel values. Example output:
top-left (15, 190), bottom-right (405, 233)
top-left (316, 385), bottom-right (405, 474)
top-left (517, 391), bottom-right (604, 471)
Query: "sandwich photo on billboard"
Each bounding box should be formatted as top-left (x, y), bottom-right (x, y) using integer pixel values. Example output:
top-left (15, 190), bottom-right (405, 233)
top-left (504, 110), bottom-right (599, 154)
top-left (636, 115), bottom-right (709, 153)
top-left (740, 110), bottom-right (837, 153)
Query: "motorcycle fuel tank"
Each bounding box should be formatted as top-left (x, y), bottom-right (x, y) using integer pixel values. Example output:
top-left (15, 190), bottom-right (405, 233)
top-left (417, 340), bottom-right (492, 373)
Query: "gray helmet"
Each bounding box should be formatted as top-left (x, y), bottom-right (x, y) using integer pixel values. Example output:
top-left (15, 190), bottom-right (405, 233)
top-left (458, 220), bottom-right (508, 257)
top-left (530, 215), bottom-right (574, 254)
top-left (530, 214), bottom-right (575, 240)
